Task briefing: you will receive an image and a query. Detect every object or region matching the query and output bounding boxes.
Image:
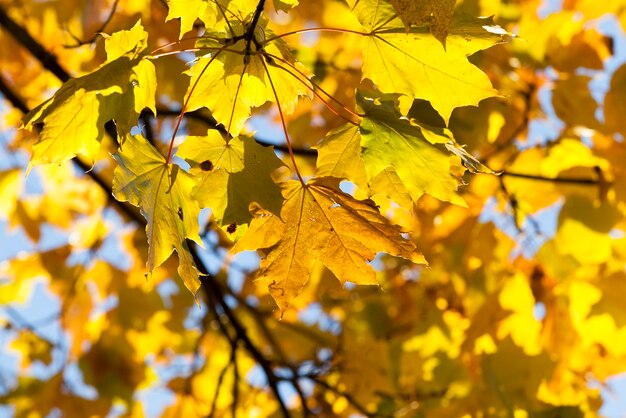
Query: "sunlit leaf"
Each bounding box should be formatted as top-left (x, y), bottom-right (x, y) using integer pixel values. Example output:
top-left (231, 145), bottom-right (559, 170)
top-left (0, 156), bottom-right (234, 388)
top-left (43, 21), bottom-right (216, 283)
top-left (233, 177), bottom-right (425, 311)
top-left (184, 23), bottom-right (312, 135)
top-left (347, 0), bottom-right (507, 121)
top-left (112, 134), bottom-right (203, 295)
top-left (388, 0), bottom-right (457, 46)
top-left (177, 131), bottom-right (284, 226)
top-left (22, 22), bottom-right (155, 167)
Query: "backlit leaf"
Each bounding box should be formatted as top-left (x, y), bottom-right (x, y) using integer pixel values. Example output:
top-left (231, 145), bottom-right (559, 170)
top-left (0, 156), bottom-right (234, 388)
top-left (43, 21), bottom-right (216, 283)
top-left (348, 0), bottom-right (506, 121)
top-left (388, 0), bottom-right (457, 46)
top-left (165, 0), bottom-right (258, 38)
top-left (317, 93), bottom-right (468, 207)
top-left (184, 24), bottom-right (312, 135)
top-left (112, 134), bottom-right (202, 295)
top-left (22, 22), bottom-right (155, 167)
top-left (233, 177), bottom-right (425, 311)
top-left (177, 131), bottom-right (284, 226)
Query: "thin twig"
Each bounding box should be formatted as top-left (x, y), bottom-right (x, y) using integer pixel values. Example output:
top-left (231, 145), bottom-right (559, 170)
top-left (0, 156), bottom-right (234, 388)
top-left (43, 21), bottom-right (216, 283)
top-left (309, 377), bottom-right (376, 417)
top-left (261, 58), bottom-right (305, 184)
top-left (1, 306), bottom-right (60, 347)
top-left (64, 0), bottom-right (119, 48)
top-left (501, 171), bottom-right (601, 185)
top-left (195, 264), bottom-right (293, 418)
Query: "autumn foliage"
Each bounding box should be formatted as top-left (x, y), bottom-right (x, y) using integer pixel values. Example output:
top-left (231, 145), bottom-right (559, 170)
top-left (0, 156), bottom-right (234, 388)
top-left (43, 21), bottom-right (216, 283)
top-left (1, 0), bottom-right (626, 416)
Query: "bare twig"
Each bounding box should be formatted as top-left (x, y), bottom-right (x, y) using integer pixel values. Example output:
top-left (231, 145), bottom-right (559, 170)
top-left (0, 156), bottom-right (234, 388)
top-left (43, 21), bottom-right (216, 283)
top-left (64, 0), bottom-right (119, 48)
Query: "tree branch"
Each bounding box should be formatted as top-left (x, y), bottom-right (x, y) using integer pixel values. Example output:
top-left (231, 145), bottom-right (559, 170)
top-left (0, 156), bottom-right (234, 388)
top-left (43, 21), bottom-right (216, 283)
top-left (156, 107), bottom-right (318, 156)
top-left (0, 75), bottom-right (29, 113)
top-left (0, 7), bottom-right (70, 82)
top-left (501, 171), bottom-right (602, 185)
top-left (196, 263), bottom-right (293, 418)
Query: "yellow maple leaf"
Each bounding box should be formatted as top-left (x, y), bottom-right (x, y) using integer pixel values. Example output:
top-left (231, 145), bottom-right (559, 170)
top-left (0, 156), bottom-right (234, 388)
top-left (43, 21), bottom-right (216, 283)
top-left (177, 131), bottom-right (284, 226)
top-left (112, 134), bottom-right (203, 295)
top-left (22, 22), bottom-right (155, 167)
top-left (165, 0), bottom-right (258, 38)
top-left (317, 94), bottom-right (469, 207)
top-left (184, 23), bottom-right (312, 135)
top-left (388, 0), bottom-right (457, 46)
top-left (347, 0), bottom-right (507, 121)
top-left (233, 177), bottom-right (425, 311)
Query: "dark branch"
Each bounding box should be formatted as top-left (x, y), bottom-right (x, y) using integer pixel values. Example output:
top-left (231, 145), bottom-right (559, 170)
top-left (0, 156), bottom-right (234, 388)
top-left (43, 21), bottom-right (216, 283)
top-left (0, 75), bottom-right (29, 113)
top-left (1, 306), bottom-right (61, 347)
top-left (308, 377), bottom-right (375, 417)
top-left (195, 259), bottom-right (293, 418)
top-left (156, 107), bottom-right (318, 156)
top-left (0, 7), bottom-right (70, 82)
top-left (244, 0), bottom-right (267, 54)
top-left (501, 171), bottom-right (603, 185)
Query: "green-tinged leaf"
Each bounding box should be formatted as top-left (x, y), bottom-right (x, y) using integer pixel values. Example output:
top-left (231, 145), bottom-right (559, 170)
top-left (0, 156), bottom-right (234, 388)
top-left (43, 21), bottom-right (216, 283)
top-left (22, 23), bottom-right (154, 168)
top-left (233, 177), bottom-right (425, 311)
top-left (184, 24), bottom-right (312, 135)
top-left (348, 0), bottom-right (507, 121)
top-left (317, 94), bottom-right (468, 207)
top-left (315, 123), bottom-right (368, 188)
top-left (177, 131), bottom-right (284, 226)
top-left (112, 134), bottom-right (202, 295)
top-left (360, 96), bottom-right (468, 206)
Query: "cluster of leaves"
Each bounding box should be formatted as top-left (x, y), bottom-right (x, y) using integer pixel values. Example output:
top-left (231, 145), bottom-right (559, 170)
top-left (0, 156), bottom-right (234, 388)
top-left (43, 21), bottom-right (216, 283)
top-left (1, 0), bottom-right (626, 417)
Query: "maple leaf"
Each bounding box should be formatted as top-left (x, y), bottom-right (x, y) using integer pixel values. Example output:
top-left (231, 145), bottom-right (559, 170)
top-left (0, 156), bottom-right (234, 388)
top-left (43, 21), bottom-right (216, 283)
top-left (184, 23), bottom-right (312, 135)
top-left (347, 0), bottom-right (507, 122)
top-left (165, 0), bottom-right (258, 38)
top-left (233, 177), bottom-right (425, 311)
top-left (22, 21), bottom-right (156, 168)
top-left (388, 0), bottom-right (457, 46)
top-left (112, 134), bottom-right (203, 295)
top-left (317, 93), bottom-right (468, 207)
top-left (273, 0), bottom-right (298, 12)
top-left (177, 131), bottom-right (284, 226)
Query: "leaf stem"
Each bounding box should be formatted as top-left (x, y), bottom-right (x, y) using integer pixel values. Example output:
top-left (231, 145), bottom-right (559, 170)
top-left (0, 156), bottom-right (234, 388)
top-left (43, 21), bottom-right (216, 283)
top-left (150, 35), bottom-right (223, 55)
top-left (150, 46), bottom-right (247, 59)
top-left (166, 48), bottom-right (226, 162)
top-left (226, 62), bottom-right (248, 136)
top-left (261, 58), bottom-right (306, 185)
top-left (265, 52), bottom-right (362, 123)
top-left (265, 27), bottom-right (371, 43)
top-left (208, 0), bottom-right (244, 24)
